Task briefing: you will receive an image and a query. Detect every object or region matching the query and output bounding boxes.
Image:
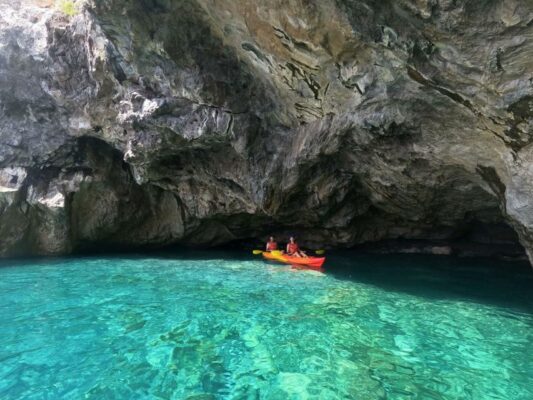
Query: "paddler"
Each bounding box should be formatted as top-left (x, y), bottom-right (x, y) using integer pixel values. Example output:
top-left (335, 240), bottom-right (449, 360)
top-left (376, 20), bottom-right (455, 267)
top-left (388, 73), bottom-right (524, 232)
top-left (286, 236), bottom-right (307, 258)
top-left (265, 236), bottom-right (278, 252)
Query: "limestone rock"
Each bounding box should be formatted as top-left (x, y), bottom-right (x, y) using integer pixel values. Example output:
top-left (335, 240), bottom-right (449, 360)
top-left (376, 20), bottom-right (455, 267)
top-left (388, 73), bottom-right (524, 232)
top-left (0, 0), bottom-right (532, 262)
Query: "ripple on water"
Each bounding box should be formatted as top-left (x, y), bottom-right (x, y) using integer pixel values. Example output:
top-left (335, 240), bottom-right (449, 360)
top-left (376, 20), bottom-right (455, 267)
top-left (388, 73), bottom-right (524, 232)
top-left (0, 253), bottom-right (532, 399)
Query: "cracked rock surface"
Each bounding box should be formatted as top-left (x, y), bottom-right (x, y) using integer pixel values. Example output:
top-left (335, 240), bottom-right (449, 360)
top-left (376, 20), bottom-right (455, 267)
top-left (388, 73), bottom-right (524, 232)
top-left (0, 0), bottom-right (532, 260)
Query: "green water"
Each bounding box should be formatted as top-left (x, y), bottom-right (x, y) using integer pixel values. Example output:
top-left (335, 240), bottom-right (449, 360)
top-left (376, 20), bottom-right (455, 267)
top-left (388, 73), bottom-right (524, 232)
top-left (0, 251), bottom-right (532, 399)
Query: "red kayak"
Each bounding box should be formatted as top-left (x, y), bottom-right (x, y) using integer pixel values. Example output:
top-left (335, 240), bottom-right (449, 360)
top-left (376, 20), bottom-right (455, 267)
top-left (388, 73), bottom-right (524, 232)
top-left (262, 251), bottom-right (326, 268)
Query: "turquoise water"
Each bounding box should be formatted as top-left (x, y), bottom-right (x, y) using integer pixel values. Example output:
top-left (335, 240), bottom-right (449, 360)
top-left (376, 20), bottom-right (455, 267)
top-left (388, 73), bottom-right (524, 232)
top-left (0, 251), bottom-right (532, 400)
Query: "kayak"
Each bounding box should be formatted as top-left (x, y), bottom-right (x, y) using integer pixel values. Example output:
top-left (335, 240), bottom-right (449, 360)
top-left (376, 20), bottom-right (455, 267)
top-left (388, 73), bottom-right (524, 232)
top-left (262, 251), bottom-right (325, 268)
top-left (262, 251), bottom-right (326, 268)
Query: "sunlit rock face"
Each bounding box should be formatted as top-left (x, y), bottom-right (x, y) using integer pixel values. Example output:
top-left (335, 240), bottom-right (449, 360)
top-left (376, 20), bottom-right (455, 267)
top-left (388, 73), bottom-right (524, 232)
top-left (0, 0), bottom-right (532, 259)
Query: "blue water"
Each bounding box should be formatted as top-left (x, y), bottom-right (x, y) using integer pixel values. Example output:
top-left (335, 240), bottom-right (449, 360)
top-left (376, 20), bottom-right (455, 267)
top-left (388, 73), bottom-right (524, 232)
top-left (0, 251), bottom-right (532, 400)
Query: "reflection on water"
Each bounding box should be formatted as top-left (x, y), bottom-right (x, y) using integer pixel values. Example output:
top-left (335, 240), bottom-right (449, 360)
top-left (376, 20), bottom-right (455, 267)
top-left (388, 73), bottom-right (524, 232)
top-left (0, 251), bottom-right (532, 399)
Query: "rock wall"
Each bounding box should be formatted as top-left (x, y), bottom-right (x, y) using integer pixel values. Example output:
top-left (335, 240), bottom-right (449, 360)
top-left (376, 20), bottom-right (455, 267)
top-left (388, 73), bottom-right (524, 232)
top-left (0, 0), bottom-right (532, 260)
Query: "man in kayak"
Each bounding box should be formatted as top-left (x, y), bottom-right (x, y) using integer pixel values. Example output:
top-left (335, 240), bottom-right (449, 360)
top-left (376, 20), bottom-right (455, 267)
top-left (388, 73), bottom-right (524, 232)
top-left (286, 236), bottom-right (307, 257)
top-left (265, 236), bottom-right (278, 252)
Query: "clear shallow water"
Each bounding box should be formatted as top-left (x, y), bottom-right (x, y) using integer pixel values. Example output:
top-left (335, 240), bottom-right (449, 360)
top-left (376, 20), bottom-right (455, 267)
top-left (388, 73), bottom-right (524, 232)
top-left (0, 252), bottom-right (532, 400)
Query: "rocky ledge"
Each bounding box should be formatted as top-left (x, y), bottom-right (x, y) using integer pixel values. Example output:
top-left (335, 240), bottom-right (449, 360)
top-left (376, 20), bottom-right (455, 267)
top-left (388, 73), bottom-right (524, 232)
top-left (0, 0), bottom-right (532, 262)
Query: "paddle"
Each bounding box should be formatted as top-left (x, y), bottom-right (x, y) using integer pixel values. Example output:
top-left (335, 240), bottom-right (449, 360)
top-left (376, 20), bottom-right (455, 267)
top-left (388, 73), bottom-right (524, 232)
top-left (253, 249), bottom-right (325, 255)
top-left (252, 250), bottom-right (283, 256)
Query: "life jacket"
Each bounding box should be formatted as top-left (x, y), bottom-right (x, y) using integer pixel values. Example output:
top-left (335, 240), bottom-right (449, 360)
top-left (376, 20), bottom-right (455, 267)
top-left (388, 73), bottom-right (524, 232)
top-left (287, 242), bottom-right (299, 254)
top-left (266, 241), bottom-right (278, 251)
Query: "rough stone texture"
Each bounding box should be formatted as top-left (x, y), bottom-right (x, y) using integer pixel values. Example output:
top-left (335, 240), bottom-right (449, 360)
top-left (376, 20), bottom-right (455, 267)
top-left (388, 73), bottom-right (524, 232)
top-left (0, 0), bottom-right (532, 260)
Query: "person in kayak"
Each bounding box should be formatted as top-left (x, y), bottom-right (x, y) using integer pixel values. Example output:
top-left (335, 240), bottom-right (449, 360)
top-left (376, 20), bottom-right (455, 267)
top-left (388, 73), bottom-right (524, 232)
top-left (265, 236), bottom-right (278, 252)
top-left (286, 236), bottom-right (307, 257)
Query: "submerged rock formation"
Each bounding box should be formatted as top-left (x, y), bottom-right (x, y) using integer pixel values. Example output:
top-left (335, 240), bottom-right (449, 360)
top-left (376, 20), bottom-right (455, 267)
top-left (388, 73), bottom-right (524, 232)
top-left (0, 0), bottom-right (532, 260)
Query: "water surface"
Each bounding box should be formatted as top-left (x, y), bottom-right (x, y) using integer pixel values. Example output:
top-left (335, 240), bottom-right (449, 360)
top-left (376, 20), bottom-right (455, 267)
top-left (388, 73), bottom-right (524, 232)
top-left (0, 251), bottom-right (532, 399)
